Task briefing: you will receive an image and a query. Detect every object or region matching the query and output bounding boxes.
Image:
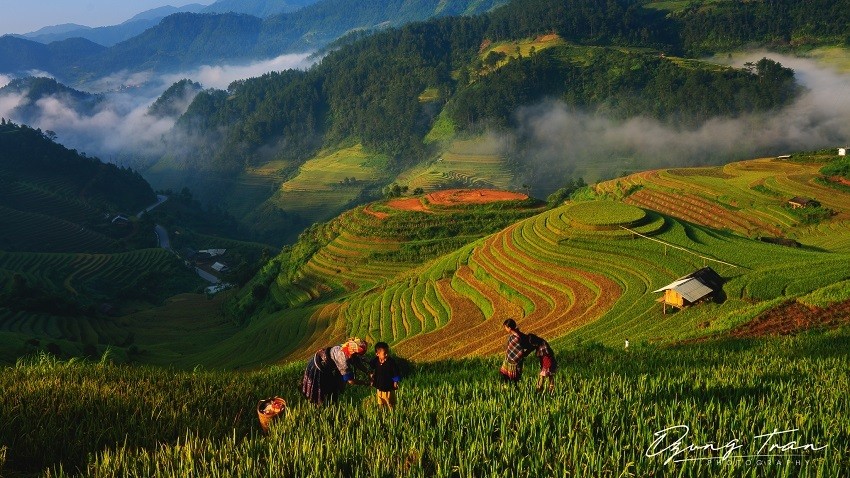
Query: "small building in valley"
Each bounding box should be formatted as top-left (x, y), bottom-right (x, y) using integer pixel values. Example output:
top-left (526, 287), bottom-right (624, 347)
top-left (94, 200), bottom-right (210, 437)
top-left (839, 148), bottom-right (846, 156)
top-left (654, 267), bottom-right (724, 314)
top-left (211, 262), bottom-right (229, 273)
top-left (788, 196), bottom-right (819, 209)
top-left (199, 249), bottom-right (226, 257)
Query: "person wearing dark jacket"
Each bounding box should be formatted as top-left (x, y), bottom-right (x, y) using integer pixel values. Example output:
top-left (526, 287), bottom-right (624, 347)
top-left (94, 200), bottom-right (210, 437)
top-left (369, 341), bottom-right (401, 409)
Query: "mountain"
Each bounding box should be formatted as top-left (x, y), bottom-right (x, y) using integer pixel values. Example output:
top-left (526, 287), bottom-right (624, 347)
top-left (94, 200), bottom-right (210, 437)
top-left (0, 76), bottom-right (104, 123)
top-left (126, 4), bottom-right (210, 22)
top-left (147, 79), bottom-right (204, 118)
top-left (0, 35), bottom-right (106, 75)
top-left (20, 23), bottom-right (91, 38)
top-left (202, 0), bottom-right (319, 17)
top-left (19, 4), bottom-right (208, 47)
top-left (0, 120), bottom-right (156, 234)
top-left (16, 2), bottom-right (314, 47)
top-left (0, 119), bottom-right (203, 361)
top-left (3, 0), bottom-right (850, 83)
top-left (145, 6), bottom-right (798, 244)
top-left (0, 0), bottom-right (511, 83)
top-left (92, 13), bottom-right (265, 73)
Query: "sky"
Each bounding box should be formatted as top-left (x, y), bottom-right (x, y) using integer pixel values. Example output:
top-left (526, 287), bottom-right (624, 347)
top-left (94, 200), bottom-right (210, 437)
top-left (0, 1), bottom-right (213, 35)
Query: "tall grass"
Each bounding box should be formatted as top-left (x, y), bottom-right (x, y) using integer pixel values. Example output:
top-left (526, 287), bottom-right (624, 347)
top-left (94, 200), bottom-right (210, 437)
top-left (2, 333), bottom-right (848, 477)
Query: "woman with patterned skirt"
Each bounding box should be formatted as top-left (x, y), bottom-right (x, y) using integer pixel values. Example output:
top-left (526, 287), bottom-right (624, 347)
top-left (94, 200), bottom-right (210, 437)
top-left (499, 319), bottom-right (531, 383)
top-left (301, 337), bottom-right (369, 405)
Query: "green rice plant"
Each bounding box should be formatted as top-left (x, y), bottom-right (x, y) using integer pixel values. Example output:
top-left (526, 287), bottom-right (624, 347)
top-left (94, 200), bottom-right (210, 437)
top-left (2, 334), bottom-right (848, 477)
top-left (563, 201), bottom-right (647, 228)
top-left (450, 273), bottom-right (495, 320)
top-left (798, 280), bottom-right (850, 308)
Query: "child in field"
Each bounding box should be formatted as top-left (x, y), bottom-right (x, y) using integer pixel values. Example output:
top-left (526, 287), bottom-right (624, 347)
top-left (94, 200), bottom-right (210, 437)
top-left (528, 334), bottom-right (556, 393)
top-left (369, 342), bottom-right (401, 409)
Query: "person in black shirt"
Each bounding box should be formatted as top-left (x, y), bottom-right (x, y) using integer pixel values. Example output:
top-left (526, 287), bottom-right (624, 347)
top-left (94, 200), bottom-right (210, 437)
top-left (369, 342), bottom-right (401, 409)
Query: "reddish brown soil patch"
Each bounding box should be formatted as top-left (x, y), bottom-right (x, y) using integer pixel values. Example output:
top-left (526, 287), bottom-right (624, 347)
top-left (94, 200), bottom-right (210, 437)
top-left (536, 33), bottom-right (559, 42)
top-left (728, 299), bottom-right (850, 338)
top-left (426, 189), bottom-right (528, 207)
top-left (363, 205), bottom-right (388, 220)
top-left (387, 197), bottom-right (431, 213)
top-left (830, 175), bottom-right (850, 187)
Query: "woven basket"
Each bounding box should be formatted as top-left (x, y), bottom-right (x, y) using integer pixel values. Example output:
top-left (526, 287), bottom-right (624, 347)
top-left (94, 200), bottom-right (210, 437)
top-left (257, 396), bottom-right (286, 433)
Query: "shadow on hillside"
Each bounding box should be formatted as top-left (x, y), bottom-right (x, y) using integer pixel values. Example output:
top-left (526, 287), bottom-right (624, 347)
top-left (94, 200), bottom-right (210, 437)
top-left (646, 382), bottom-right (779, 406)
top-left (788, 332), bottom-right (850, 360)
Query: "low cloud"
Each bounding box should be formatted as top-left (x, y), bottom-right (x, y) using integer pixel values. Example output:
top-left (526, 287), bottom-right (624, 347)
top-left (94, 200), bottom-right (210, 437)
top-left (0, 74), bottom-right (12, 89)
top-left (162, 53), bottom-right (313, 90)
top-left (509, 53), bottom-right (850, 192)
top-left (0, 53), bottom-right (316, 165)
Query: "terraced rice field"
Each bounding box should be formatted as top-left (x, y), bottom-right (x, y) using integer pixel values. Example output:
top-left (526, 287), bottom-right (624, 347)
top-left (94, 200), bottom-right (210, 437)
top-left (398, 137), bottom-right (515, 192)
top-left (479, 34), bottom-right (566, 71)
top-left (597, 158), bottom-right (850, 248)
top-left (0, 249), bottom-right (204, 359)
top-left (0, 179), bottom-right (101, 225)
top-left (269, 144), bottom-right (392, 224)
top-left (0, 205), bottom-right (119, 253)
top-left (0, 249), bottom-right (190, 299)
top-left (253, 191), bottom-right (850, 364)
top-left (227, 192), bottom-right (545, 363)
top-left (254, 144), bottom-right (389, 222)
top-left (225, 167), bottom-right (290, 219)
top-left (426, 189), bottom-right (527, 207)
top-left (186, 155), bottom-right (850, 368)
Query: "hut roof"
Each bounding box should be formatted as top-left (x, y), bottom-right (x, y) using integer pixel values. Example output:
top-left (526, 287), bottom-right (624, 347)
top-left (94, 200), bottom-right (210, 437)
top-left (653, 278), bottom-right (713, 302)
top-left (788, 196), bottom-right (814, 206)
top-left (653, 267), bottom-right (723, 302)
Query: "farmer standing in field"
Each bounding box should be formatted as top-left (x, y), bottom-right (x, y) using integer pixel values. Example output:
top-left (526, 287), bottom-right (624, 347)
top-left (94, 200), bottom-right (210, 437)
top-left (301, 337), bottom-right (369, 405)
top-left (500, 319), bottom-right (532, 384)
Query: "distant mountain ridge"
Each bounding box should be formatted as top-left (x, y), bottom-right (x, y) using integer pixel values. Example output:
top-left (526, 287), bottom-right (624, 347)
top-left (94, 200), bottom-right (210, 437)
top-left (17, 6), bottom-right (208, 47)
top-left (201, 0), bottom-right (318, 17)
top-left (0, 0), bottom-right (510, 83)
top-left (16, 0), bottom-right (319, 47)
top-left (0, 36), bottom-right (105, 75)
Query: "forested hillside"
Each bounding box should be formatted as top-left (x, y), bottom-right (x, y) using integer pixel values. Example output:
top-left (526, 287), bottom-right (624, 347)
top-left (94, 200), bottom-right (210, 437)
top-left (150, 0), bottom-right (800, 243)
top-left (0, 121), bottom-right (154, 212)
top-left (3, 0), bottom-right (847, 247)
top-left (672, 0), bottom-right (850, 54)
top-left (0, 77), bottom-right (104, 121)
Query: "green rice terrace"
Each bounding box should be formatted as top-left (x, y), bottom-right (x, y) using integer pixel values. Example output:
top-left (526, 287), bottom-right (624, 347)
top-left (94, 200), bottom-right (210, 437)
top-left (266, 144), bottom-right (393, 227)
top-left (5, 153), bottom-right (850, 369)
top-left (396, 137), bottom-right (515, 192)
top-left (208, 153), bottom-right (850, 369)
